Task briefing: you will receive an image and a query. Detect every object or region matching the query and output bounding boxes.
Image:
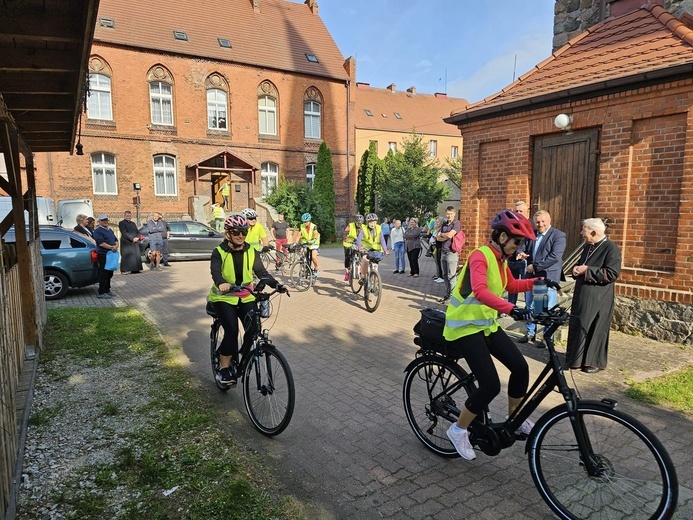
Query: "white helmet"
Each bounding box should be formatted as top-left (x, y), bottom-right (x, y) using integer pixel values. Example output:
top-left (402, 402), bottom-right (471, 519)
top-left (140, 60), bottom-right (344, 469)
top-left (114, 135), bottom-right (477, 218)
top-left (241, 208), bottom-right (257, 219)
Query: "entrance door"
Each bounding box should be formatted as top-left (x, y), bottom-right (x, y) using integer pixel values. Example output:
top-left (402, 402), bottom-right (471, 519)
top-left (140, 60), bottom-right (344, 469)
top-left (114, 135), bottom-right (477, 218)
top-left (531, 129), bottom-right (599, 254)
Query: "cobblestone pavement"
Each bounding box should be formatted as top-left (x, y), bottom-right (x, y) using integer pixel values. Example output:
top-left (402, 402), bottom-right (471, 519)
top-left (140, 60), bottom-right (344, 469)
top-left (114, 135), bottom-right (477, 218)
top-left (48, 248), bottom-right (693, 519)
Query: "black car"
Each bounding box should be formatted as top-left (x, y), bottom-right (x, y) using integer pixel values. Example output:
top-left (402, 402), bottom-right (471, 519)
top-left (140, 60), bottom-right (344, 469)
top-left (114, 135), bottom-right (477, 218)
top-left (139, 220), bottom-right (224, 261)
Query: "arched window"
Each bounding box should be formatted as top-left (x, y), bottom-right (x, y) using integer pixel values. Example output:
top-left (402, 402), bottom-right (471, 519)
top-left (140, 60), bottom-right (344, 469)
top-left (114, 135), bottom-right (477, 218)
top-left (257, 81), bottom-right (278, 136)
top-left (148, 65), bottom-right (175, 126)
top-left (261, 162), bottom-right (278, 197)
top-left (206, 73), bottom-right (229, 130)
top-left (87, 56), bottom-right (113, 121)
top-left (304, 87), bottom-right (323, 139)
top-left (91, 152), bottom-right (117, 194)
top-left (306, 163), bottom-right (316, 188)
top-left (153, 154), bottom-right (178, 196)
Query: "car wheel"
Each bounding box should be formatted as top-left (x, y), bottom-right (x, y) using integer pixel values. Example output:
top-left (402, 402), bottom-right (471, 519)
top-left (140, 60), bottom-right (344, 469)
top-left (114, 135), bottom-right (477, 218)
top-left (143, 247), bottom-right (151, 264)
top-left (44, 269), bottom-right (69, 300)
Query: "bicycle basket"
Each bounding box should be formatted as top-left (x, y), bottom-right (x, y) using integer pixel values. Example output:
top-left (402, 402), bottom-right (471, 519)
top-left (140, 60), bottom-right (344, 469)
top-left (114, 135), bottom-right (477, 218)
top-left (366, 251), bottom-right (383, 263)
top-left (413, 308), bottom-right (464, 358)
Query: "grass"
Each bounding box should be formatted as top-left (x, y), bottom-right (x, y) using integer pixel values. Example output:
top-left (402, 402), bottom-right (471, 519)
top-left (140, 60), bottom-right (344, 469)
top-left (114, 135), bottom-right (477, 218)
top-left (30, 307), bottom-right (305, 519)
top-left (625, 365), bottom-right (693, 416)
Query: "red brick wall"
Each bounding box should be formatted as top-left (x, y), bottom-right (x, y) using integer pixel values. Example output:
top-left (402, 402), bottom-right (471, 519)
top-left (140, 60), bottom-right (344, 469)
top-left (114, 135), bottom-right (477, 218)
top-left (455, 79), bottom-right (693, 303)
top-left (32, 43), bottom-right (354, 222)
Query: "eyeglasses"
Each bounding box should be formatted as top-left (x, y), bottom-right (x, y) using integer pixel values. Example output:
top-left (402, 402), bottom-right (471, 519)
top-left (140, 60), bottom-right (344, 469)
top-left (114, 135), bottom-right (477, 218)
top-left (512, 238), bottom-right (523, 246)
top-left (228, 229), bottom-right (248, 236)
top-left (247, 217), bottom-right (257, 221)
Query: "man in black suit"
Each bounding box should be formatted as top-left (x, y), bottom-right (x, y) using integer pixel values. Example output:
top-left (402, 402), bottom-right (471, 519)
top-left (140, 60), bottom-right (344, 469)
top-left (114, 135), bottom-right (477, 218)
top-left (519, 210), bottom-right (566, 345)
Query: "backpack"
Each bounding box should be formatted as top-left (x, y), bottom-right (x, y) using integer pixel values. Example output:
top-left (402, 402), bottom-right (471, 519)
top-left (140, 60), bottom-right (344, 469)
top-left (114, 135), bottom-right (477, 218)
top-left (450, 228), bottom-right (466, 253)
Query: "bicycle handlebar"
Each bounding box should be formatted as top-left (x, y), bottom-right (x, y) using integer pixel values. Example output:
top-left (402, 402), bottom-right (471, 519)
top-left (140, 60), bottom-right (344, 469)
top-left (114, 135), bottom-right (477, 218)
top-left (218, 280), bottom-right (290, 299)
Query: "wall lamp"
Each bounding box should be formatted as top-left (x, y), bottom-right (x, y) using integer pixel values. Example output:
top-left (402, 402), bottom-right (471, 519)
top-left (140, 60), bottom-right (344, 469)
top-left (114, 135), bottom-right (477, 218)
top-left (554, 113), bottom-right (573, 131)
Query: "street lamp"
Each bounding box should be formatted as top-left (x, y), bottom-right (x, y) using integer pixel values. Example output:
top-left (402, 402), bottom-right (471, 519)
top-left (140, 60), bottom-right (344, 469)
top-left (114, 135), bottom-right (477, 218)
top-left (133, 183), bottom-right (142, 224)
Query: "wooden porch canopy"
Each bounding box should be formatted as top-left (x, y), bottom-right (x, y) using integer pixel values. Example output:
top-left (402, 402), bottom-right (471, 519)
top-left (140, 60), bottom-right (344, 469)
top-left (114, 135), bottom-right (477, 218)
top-left (186, 149), bottom-right (260, 195)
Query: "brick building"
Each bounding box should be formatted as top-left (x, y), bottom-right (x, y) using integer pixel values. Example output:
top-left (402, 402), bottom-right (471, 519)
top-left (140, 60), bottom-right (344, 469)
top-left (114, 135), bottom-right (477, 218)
top-left (32, 0), bottom-right (355, 225)
top-left (445, 0), bottom-right (693, 343)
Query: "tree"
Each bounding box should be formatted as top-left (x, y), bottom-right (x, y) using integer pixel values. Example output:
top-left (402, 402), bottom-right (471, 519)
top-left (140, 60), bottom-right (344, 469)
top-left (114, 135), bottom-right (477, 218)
top-left (356, 147), bottom-right (369, 213)
top-left (377, 132), bottom-right (449, 220)
top-left (355, 141), bottom-right (381, 214)
top-left (443, 156), bottom-right (463, 187)
top-left (312, 141), bottom-right (336, 241)
top-left (265, 176), bottom-right (310, 228)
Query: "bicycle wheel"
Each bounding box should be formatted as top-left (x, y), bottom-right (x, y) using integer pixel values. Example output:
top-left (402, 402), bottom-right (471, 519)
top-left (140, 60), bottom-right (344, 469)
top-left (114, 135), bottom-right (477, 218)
top-left (259, 250), bottom-right (274, 270)
top-left (528, 402), bottom-right (678, 520)
top-left (403, 356), bottom-right (475, 458)
top-left (349, 256), bottom-right (362, 294)
top-left (210, 320), bottom-right (231, 392)
top-left (364, 269), bottom-right (382, 312)
top-left (289, 260), bottom-right (312, 292)
top-left (274, 250), bottom-right (289, 276)
top-left (243, 345), bottom-right (295, 436)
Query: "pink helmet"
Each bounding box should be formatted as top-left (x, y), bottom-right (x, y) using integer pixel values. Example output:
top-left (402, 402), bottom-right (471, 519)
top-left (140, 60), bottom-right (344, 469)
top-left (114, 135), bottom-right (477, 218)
top-left (223, 214), bottom-right (249, 230)
top-left (491, 210), bottom-right (535, 240)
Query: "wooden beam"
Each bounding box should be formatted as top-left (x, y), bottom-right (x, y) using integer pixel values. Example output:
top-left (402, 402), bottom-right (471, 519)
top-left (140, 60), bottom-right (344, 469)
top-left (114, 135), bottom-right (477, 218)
top-left (2, 93), bottom-right (75, 111)
top-left (0, 48), bottom-right (79, 73)
top-left (0, 15), bottom-right (84, 43)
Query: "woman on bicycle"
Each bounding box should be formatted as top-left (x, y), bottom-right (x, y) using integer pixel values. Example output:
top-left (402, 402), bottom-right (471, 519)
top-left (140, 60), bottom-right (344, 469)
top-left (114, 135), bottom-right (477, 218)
top-left (443, 209), bottom-right (560, 460)
top-left (342, 214), bottom-right (364, 281)
top-left (298, 212), bottom-right (321, 276)
top-left (355, 213), bottom-right (389, 283)
top-left (208, 214), bottom-right (286, 385)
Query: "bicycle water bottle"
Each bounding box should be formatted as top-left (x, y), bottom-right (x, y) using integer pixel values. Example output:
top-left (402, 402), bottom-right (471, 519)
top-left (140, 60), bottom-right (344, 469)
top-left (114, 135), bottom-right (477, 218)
top-left (259, 299), bottom-right (270, 318)
top-left (532, 280), bottom-right (548, 315)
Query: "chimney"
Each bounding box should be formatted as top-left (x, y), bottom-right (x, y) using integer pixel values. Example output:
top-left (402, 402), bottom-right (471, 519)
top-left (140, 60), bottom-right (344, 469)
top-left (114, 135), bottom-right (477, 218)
top-left (609, 0), bottom-right (660, 18)
top-left (356, 82), bottom-right (370, 90)
top-left (252, 0), bottom-right (260, 11)
top-left (434, 92), bottom-right (447, 99)
top-left (305, 0), bottom-right (318, 14)
top-left (406, 86), bottom-right (416, 94)
top-left (387, 83), bottom-right (396, 92)
top-left (343, 56), bottom-right (356, 80)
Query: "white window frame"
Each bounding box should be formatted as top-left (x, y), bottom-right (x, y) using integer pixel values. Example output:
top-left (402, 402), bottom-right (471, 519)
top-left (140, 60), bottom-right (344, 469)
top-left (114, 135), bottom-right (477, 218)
top-left (451, 145), bottom-right (458, 158)
top-left (87, 73), bottom-right (113, 120)
top-left (388, 142), bottom-right (397, 153)
top-left (261, 162), bottom-right (279, 197)
top-left (91, 152), bottom-right (118, 194)
top-left (207, 89), bottom-right (228, 130)
top-left (150, 81), bottom-right (174, 126)
top-left (304, 101), bottom-right (321, 139)
top-left (258, 95), bottom-right (277, 135)
top-left (306, 163), bottom-right (316, 188)
top-left (153, 154), bottom-right (178, 196)
top-left (429, 140), bottom-right (437, 157)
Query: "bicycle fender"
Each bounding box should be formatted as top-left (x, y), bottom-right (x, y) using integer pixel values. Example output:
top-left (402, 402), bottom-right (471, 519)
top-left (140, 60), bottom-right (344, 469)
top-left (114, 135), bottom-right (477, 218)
top-left (403, 352), bottom-right (448, 373)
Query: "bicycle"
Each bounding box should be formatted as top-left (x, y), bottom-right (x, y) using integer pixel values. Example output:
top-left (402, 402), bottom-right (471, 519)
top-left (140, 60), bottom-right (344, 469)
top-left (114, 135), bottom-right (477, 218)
top-left (348, 245), bottom-right (362, 294)
top-left (259, 242), bottom-right (290, 276)
top-left (402, 305), bottom-right (679, 519)
top-left (362, 250), bottom-right (383, 312)
top-left (207, 280), bottom-right (295, 436)
top-left (289, 244), bottom-right (314, 292)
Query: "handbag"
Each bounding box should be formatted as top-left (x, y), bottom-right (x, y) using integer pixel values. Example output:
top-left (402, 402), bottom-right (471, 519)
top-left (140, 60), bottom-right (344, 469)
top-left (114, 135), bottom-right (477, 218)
top-left (105, 250), bottom-right (120, 271)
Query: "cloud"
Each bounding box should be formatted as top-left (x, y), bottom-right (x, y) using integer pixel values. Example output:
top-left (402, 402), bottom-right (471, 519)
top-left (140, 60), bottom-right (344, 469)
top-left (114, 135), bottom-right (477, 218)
top-left (416, 59), bottom-right (433, 68)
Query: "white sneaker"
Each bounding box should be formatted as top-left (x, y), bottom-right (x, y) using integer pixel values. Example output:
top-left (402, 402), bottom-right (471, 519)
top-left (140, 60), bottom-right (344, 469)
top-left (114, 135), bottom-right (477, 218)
top-left (434, 277), bottom-right (445, 283)
top-left (446, 424), bottom-right (476, 460)
top-left (515, 418), bottom-right (535, 436)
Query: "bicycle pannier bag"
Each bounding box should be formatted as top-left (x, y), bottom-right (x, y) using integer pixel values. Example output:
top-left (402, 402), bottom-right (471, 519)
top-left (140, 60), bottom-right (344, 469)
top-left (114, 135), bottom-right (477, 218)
top-left (413, 308), bottom-right (463, 358)
top-left (450, 230), bottom-right (466, 253)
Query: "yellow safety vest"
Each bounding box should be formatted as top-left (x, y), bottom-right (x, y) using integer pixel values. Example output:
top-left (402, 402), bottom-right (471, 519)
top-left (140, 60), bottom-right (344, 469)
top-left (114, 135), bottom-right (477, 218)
top-left (245, 223), bottom-right (267, 251)
top-left (221, 182), bottom-right (230, 196)
top-left (213, 205), bottom-right (224, 219)
top-left (361, 224), bottom-right (382, 251)
top-left (343, 222), bottom-right (359, 248)
top-left (443, 245), bottom-right (506, 341)
top-left (208, 246), bottom-right (256, 305)
top-left (300, 223), bottom-right (320, 248)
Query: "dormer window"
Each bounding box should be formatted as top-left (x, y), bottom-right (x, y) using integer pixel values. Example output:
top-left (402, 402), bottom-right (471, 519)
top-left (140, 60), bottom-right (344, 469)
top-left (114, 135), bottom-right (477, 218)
top-left (173, 30), bottom-right (188, 41)
top-left (218, 38), bottom-right (232, 48)
top-left (99, 18), bottom-right (115, 28)
top-left (394, 112), bottom-right (402, 119)
top-left (364, 109), bottom-right (373, 116)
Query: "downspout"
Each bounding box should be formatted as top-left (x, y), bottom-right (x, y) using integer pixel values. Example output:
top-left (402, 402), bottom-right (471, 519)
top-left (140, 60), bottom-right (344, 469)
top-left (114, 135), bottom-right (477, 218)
top-left (599, 0), bottom-right (607, 21)
top-left (346, 79), bottom-right (351, 214)
top-left (47, 152), bottom-right (55, 200)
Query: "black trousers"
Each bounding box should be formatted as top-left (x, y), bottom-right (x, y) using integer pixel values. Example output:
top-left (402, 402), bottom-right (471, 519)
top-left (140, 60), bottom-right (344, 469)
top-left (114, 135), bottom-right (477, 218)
top-left (211, 300), bottom-right (256, 359)
top-left (407, 248), bottom-right (420, 275)
top-left (97, 252), bottom-right (114, 294)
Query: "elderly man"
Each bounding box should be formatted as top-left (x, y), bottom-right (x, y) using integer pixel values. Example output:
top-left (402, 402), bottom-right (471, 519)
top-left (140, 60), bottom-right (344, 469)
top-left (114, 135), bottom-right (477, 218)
top-left (566, 218), bottom-right (621, 373)
top-left (506, 201), bottom-right (529, 305)
top-left (519, 210), bottom-right (566, 346)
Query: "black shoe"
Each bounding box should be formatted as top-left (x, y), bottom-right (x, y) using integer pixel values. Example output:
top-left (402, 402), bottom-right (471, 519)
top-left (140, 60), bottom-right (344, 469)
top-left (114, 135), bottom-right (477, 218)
top-left (518, 335), bottom-right (535, 344)
top-left (534, 339), bottom-right (546, 348)
top-left (216, 367), bottom-right (237, 385)
top-left (163, 262), bottom-right (171, 266)
top-left (581, 366), bottom-right (601, 374)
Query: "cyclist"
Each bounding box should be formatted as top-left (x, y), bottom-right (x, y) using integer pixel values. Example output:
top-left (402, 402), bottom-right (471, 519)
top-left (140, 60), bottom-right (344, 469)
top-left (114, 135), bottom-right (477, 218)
top-left (342, 214), bottom-right (364, 281)
top-left (355, 212), bottom-right (390, 282)
top-left (443, 209), bottom-right (560, 460)
top-left (208, 214), bottom-right (287, 385)
top-left (241, 208), bottom-right (270, 253)
top-left (299, 212), bottom-right (321, 276)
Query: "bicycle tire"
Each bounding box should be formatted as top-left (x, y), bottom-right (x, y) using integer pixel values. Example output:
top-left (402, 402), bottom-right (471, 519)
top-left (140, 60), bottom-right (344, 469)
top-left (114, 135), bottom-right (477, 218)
top-left (364, 269), bottom-right (382, 312)
top-left (210, 320), bottom-right (231, 392)
top-left (403, 356), bottom-right (476, 458)
top-left (289, 260), bottom-right (312, 292)
top-left (243, 345), bottom-right (295, 436)
top-left (259, 250), bottom-right (274, 271)
top-left (528, 401), bottom-right (678, 520)
top-left (274, 250), bottom-right (289, 277)
top-left (349, 255), bottom-right (362, 294)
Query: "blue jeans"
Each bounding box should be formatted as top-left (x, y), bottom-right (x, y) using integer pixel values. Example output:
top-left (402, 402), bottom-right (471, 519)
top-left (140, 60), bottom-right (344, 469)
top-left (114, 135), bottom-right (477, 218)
top-left (394, 241), bottom-right (405, 271)
top-left (441, 252), bottom-right (459, 299)
top-left (525, 287), bottom-right (557, 337)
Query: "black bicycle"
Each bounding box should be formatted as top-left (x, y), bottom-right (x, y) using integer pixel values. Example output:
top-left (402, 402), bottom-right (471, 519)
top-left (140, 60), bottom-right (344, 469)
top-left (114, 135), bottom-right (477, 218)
top-left (402, 306), bottom-right (679, 519)
top-left (207, 280), bottom-right (295, 436)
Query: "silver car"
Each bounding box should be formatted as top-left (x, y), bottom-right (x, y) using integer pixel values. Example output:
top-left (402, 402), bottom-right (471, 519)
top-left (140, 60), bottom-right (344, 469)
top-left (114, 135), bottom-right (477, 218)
top-left (139, 220), bottom-right (224, 261)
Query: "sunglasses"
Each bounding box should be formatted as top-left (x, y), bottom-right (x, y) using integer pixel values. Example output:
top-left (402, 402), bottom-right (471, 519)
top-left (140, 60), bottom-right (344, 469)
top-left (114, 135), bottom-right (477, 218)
top-left (229, 229), bottom-right (248, 236)
top-left (511, 237), bottom-right (523, 246)
top-left (247, 217), bottom-right (257, 221)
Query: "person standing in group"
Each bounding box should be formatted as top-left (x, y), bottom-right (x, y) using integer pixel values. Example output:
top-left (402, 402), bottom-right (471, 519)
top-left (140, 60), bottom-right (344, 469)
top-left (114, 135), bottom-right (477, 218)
top-left (506, 201), bottom-right (529, 305)
top-left (145, 212), bottom-right (166, 271)
top-left (118, 210), bottom-right (142, 274)
top-left (381, 217), bottom-right (391, 250)
top-left (436, 206), bottom-right (462, 305)
top-left (271, 213), bottom-right (290, 254)
top-left (299, 212), bottom-right (321, 276)
top-left (217, 178), bottom-right (230, 210)
top-left (73, 214), bottom-right (95, 244)
top-left (566, 218), bottom-right (621, 373)
top-left (391, 219), bottom-right (406, 274)
top-left (342, 214), bottom-right (363, 282)
top-left (241, 208), bottom-right (270, 253)
top-left (86, 216), bottom-right (96, 234)
top-left (212, 203), bottom-right (225, 231)
top-left (93, 215), bottom-right (119, 299)
top-left (519, 210), bottom-right (566, 346)
top-left (404, 218), bottom-right (423, 277)
top-left (423, 211), bottom-right (436, 257)
top-left (160, 213), bottom-right (171, 267)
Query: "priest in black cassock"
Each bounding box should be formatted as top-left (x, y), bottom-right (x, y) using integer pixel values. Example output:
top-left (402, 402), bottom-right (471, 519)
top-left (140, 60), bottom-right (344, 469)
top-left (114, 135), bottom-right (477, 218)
top-left (118, 211), bottom-right (143, 274)
top-left (566, 218), bottom-right (621, 373)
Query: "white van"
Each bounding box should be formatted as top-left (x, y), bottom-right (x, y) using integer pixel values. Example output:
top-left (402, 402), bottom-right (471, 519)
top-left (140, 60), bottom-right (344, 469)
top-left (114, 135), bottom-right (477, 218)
top-left (0, 196), bottom-right (56, 226)
top-left (57, 199), bottom-right (93, 229)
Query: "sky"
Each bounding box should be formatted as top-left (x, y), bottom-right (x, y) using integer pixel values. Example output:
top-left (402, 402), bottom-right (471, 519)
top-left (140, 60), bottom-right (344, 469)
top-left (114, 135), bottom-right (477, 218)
top-left (299, 0), bottom-right (556, 104)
